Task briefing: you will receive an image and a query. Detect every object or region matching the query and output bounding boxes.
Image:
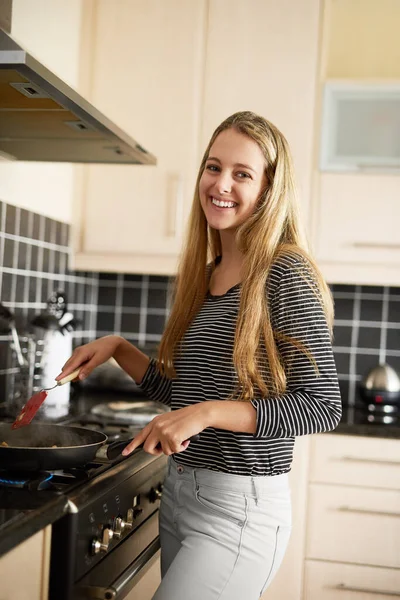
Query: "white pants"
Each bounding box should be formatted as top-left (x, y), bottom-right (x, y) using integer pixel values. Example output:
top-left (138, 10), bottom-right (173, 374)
top-left (152, 458), bottom-right (292, 600)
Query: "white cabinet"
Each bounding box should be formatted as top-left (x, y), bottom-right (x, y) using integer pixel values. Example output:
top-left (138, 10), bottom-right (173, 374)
top-left (73, 0), bottom-right (206, 275)
top-left (304, 434), bottom-right (400, 598)
top-left (311, 0), bottom-right (400, 285)
top-left (73, 0), bottom-right (321, 275)
top-left (304, 561), bottom-right (400, 600)
top-left (202, 0), bottom-right (320, 222)
top-left (0, 527), bottom-right (52, 600)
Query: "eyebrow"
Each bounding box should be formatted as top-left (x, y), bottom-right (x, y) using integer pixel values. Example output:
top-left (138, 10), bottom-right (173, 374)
top-left (206, 156), bottom-right (257, 174)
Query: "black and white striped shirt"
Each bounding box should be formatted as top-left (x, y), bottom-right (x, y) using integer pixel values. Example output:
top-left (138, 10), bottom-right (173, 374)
top-left (139, 253), bottom-right (342, 476)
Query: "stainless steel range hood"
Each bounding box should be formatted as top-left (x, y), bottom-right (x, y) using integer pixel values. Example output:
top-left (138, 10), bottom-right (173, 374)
top-left (0, 29), bottom-right (156, 165)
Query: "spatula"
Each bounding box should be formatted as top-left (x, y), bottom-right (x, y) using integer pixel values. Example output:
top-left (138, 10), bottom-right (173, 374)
top-left (11, 368), bottom-right (81, 430)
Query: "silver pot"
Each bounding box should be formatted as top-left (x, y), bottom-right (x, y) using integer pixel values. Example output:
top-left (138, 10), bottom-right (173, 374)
top-left (359, 363), bottom-right (400, 405)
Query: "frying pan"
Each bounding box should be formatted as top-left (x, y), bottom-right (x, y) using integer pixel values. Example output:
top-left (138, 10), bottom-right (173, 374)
top-left (0, 423), bottom-right (107, 471)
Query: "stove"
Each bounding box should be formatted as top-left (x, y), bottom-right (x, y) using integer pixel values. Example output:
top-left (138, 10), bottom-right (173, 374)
top-left (0, 399), bottom-right (168, 600)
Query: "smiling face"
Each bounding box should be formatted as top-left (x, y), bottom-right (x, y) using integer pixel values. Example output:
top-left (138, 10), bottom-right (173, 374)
top-left (199, 128), bottom-right (267, 233)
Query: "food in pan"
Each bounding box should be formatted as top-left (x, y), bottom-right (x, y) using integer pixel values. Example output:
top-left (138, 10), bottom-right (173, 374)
top-left (1, 441), bottom-right (9, 446)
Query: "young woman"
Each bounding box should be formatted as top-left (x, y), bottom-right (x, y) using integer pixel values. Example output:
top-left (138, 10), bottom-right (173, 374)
top-left (58, 111), bottom-right (341, 599)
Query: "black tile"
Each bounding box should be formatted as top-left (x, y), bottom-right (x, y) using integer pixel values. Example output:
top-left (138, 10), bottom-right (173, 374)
top-left (0, 340), bottom-right (10, 369)
top-left (98, 285), bottom-right (117, 306)
top-left (32, 212), bottom-right (41, 241)
top-left (357, 326), bottom-right (382, 350)
top-left (338, 379), bottom-right (349, 405)
top-left (389, 286), bottom-right (400, 296)
top-left (5, 203), bottom-right (16, 234)
top-left (1, 273), bottom-right (13, 302)
top-left (61, 223), bottom-right (69, 247)
top-left (149, 275), bottom-right (170, 285)
top-left (388, 300), bottom-right (400, 324)
top-left (53, 250), bottom-right (61, 273)
top-left (123, 274), bottom-right (143, 283)
top-left (55, 221), bottom-right (63, 245)
top-left (332, 351), bottom-right (351, 376)
top-left (96, 311), bottom-right (116, 332)
top-left (333, 297), bottom-right (354, 320)
top-left (332, 325), bottom-right (352, 347)
top-left (44, 217), bottom-right (52, 243)
top-left (147, 287), bottom-right (168, 309)
top-left (120, 312), bottom-right (140, 333)
top-left (360, 285), bottom-right (384, 294)
top-left (16, 274), bottom-right (25, 300)
top-left (331, 284), bottom-right (356, 294)
top-left (146, 314), bottom-right (166, 336)
top-left (42, 248), bottom-right (50, 272)
top-left (386, 355), bottom-right (400, 375)
top-left (3, 237), bottom-right (15, 268)
top-left (28, 277), bottom-right (37, 302)
top-left (355, 353), bottom-right (381, 379)
top-left (99, 273), bottom-right (118, 282)
top-left (30, 244), bottom-right (39, 271)
top-left (122, 287), bottom-right (142, 309)
top-left (386, 328), bottom-right (400, 351)
top-left (19, 208), bottom-right (30, 238)
top-left (17, 241), bottom-right (28, 269)
top-left (359, 298), bottom-right (383, 322)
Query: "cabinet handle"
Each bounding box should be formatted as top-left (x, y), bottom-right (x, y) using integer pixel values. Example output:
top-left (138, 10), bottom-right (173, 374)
top-left (334, 583), bottom-right (400, 597)
top-left (338, 506), bottom-right (400, 518)
top-left (352, 242), bottom-right (400, 249)
top-left (167, 174), bottom-right (184, 238)
top-left (340, 456), bottom-right (400, 467)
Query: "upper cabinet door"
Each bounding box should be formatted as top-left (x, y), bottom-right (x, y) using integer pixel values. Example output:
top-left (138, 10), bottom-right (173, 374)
top-left (74, 0), bottom-right (206, 274)
top-left (201, 0), bottom-right (321, 222)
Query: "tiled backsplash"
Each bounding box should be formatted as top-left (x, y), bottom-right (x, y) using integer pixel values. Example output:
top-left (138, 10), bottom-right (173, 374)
top-left (1, 200), bottom-right (399, 408)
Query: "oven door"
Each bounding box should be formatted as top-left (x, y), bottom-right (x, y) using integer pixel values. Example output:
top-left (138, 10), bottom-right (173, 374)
top-left (76, 512), bottom-right (161, 600)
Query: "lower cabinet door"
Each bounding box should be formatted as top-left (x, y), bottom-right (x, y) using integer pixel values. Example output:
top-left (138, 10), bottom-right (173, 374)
top-left (304, 560), bottom-right (400, 599)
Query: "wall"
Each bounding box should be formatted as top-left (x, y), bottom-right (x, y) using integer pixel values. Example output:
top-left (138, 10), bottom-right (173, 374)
top-left (0, 0), bottom-right (84, 222)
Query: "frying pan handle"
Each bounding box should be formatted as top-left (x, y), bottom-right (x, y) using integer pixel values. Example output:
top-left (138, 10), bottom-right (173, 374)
top-left (106, 434), bottom-right (201, 461)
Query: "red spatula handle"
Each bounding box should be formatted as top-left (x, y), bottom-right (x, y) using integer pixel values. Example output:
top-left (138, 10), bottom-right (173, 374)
top-left (11, 390), bottom-right (48, 430)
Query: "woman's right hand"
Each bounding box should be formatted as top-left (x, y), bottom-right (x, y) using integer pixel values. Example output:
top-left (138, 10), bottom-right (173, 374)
top-left (55, 335), bottom-right (123, 382)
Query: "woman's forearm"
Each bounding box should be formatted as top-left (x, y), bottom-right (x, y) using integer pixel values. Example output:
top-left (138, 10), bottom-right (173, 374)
top-left (203, 400), bottom-right (257, 434)
top-left (113, 337), bottom-right (150, 384)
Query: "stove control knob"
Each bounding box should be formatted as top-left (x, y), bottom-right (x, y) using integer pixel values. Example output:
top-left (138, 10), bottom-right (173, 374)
top-left (124, 508), bottom-right (134, 530)
top-left (149, 485), bottom-right (163, 503)
top-left (113, 517), bottom-right (125, 538)
top-left (91, 527), bottom-right (114, 555)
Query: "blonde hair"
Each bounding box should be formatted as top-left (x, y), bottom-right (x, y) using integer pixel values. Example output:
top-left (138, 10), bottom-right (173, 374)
top-left (158, 111), bottom-right (334, 401)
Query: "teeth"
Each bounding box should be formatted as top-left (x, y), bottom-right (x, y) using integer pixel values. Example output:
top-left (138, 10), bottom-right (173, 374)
top-left (211, 197), bottom-right (236, 208)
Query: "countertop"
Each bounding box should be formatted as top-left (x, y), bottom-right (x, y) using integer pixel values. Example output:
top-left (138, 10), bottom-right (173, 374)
top-left (0, 391), bottom-right (398, 560)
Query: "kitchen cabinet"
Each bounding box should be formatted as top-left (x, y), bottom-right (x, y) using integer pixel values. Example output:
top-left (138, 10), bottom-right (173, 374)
top-left (73, 0), bottom-right (321, 275)
top-left (73, 0), bottom-right (207, 275)
top-left (304, 434), bottom-right (400, 598)
top-left (0, 526), bottom-right (52, 600)
top-left (311, 0), bottom-right (400, 286)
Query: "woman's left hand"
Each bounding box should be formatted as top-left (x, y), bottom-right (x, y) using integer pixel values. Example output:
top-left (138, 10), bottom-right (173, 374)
top-left (122, 403), bottom-right (208, 456)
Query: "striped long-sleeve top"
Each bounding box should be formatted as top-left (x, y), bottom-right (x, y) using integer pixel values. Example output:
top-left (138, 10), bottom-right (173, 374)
top-left (138, 253), bottom-right (342, 476)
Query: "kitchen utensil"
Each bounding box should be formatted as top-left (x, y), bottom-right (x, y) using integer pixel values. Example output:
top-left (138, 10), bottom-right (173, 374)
top-left (359, 363), bottom-right (400, 405)
top-left (106, 433), bottom-right (201, 460)
top-left (11, 368), bottom-right (81, 430)
top-left (0, 423), bottom-right (107, 471)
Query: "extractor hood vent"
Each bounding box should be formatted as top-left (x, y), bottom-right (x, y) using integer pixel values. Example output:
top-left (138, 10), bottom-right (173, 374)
top-left (0, 29), bottom-right (157, 165)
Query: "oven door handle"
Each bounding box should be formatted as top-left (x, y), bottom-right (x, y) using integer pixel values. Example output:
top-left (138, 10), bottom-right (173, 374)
top-left (80, 537), bottom-right (160, 599)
